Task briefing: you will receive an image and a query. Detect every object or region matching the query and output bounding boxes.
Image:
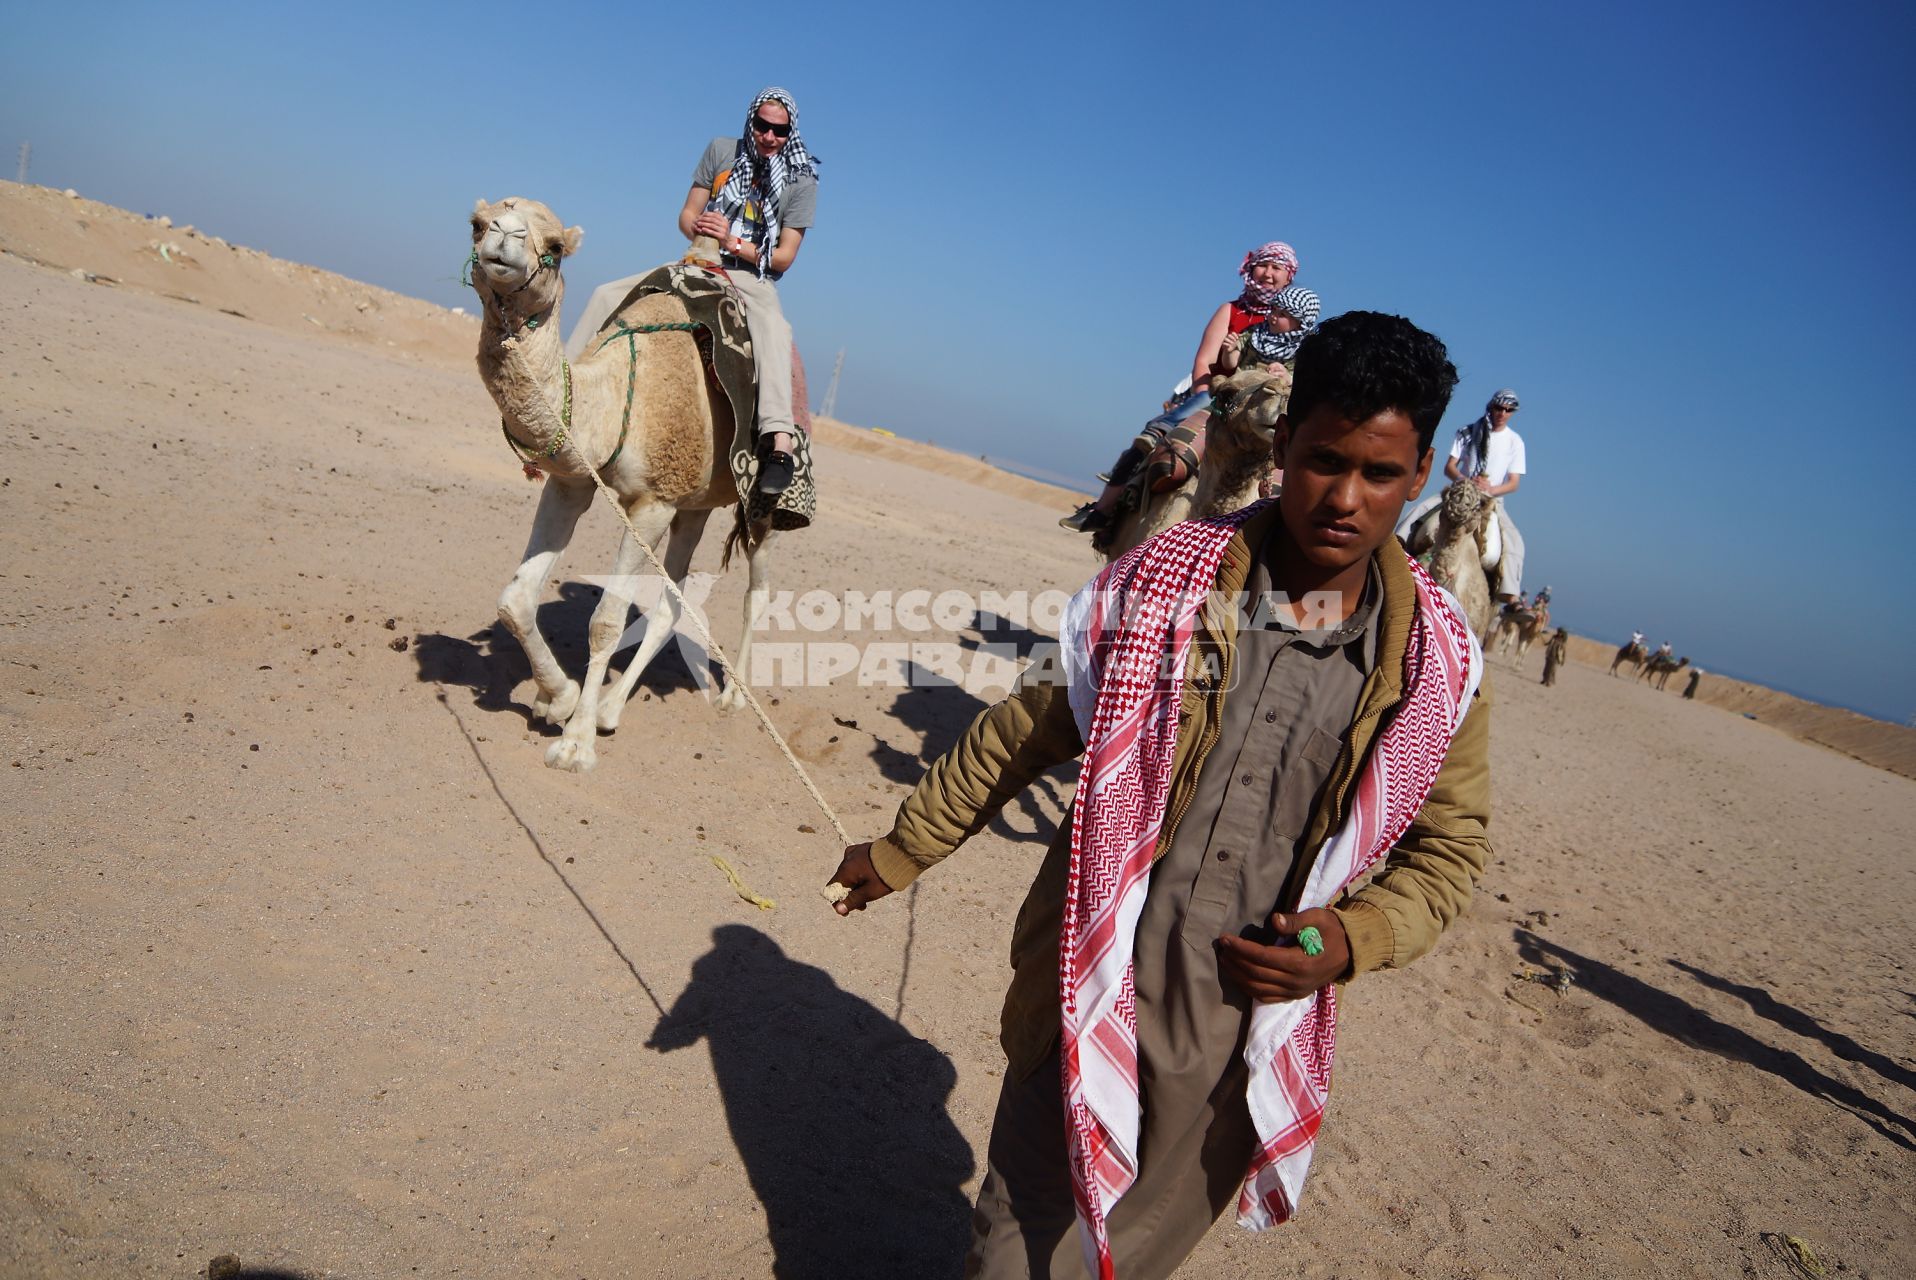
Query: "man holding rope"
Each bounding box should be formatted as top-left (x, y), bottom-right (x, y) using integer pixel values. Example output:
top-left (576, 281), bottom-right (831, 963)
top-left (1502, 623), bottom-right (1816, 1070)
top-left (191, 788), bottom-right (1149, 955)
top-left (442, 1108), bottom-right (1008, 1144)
top-left (828, 312), bottom-right (1492, 1279)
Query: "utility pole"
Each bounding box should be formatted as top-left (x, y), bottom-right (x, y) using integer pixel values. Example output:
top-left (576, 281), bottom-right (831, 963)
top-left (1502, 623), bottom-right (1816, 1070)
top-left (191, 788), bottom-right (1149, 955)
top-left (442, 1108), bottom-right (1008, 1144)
top-left (15, 142), bottom-right (28, 186)
top-left (816, 348), bottom-right (845, 420)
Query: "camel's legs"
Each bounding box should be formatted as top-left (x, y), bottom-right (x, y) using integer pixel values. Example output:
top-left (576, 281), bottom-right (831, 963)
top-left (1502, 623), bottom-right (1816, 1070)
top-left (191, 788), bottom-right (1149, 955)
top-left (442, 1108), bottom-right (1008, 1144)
top-left (715, 528), bottom-right (777, 713)
top-left (499, 480), bottom-right (596, 725)
top-left (596, 508), bottom-right (715, 732)
top-left (547, 500), bottom-right (675, 773)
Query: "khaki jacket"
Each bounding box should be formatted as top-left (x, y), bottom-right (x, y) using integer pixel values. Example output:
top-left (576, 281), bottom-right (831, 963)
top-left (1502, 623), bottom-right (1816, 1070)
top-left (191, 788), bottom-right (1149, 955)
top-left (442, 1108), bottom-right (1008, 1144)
top-left (869, 505), bottom-right (1493, 1078)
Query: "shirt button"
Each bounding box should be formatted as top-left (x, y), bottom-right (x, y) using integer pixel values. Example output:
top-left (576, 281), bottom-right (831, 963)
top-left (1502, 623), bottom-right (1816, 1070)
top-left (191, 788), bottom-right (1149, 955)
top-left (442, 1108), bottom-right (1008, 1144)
top-left (1240, 772), bottom-right (1254, 785)
top-left (1265, 709), bottom-right (1278, 723)
top-left (1215, 849), bottom-right (1230, 862)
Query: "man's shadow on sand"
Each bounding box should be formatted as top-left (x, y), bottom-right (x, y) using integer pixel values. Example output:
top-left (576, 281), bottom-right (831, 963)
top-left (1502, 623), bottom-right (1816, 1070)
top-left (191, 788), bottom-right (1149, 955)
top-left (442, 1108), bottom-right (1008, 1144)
top-left (1516, 930), bottom-right (1915, 1151)
top-left (648, 925), bottom-right (974, 1279)
top-left (410, 583), bottom-right (707, 726)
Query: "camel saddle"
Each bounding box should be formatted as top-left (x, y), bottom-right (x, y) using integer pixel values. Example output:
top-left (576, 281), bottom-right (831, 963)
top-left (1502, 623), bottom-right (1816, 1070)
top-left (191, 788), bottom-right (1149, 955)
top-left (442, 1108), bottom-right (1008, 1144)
top-left (591, 263), bottom-right (816, 533)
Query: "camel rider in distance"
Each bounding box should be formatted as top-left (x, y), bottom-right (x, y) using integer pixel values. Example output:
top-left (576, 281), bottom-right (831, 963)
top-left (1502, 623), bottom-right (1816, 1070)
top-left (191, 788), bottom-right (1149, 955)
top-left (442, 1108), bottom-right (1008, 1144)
top-left (1396, 388), bottom-right (1527, 603)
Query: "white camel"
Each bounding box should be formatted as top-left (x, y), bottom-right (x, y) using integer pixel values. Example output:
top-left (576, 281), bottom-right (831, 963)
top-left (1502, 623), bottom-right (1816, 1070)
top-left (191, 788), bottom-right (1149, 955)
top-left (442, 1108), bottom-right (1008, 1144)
top-left (468, 196), bottom-right (774, 772)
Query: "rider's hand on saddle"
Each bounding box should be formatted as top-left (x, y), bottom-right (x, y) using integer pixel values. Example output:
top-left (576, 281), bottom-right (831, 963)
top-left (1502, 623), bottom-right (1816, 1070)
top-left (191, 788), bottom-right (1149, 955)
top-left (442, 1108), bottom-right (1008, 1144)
top-left (1472, 476), bottom-right (1494, 494)
top-left (692, 210), bottom-right (732, 240)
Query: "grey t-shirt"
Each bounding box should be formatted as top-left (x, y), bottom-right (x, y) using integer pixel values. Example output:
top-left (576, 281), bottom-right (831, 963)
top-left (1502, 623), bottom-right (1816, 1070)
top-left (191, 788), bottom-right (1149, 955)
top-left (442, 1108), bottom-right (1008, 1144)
top-left (692, 138), bottom-right (818, 270)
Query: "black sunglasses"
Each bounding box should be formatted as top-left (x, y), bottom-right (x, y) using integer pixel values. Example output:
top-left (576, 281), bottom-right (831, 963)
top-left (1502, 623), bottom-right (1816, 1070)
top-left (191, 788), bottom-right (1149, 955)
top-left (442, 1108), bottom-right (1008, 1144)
top-left (749, 114), bottom-right (792, 139)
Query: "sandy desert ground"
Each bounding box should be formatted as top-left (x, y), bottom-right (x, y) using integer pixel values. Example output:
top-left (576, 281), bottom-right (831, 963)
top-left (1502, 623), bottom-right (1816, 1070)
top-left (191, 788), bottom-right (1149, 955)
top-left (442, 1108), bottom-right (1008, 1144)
top-left (3, 182), bottom-right (1913, 1279)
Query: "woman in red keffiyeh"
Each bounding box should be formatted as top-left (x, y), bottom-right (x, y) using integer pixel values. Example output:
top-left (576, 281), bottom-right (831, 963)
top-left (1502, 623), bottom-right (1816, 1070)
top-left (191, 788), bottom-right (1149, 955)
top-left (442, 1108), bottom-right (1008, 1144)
top-left (1061, 242), bottom-right (1301, 537)
top-left (828, 312), bottom-right (1493, 1280)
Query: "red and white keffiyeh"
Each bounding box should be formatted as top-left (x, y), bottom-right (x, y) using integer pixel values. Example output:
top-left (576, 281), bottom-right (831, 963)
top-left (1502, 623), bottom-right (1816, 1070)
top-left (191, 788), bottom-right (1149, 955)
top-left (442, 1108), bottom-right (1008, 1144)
top-left (1055, 501), bottom-right (1481, 1278)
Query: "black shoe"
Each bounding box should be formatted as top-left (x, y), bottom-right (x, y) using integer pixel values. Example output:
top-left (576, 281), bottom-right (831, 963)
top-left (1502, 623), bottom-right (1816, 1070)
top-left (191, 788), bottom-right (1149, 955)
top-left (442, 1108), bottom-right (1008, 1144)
top-left (1059, 502), bottom-right (1111, 533)
top-left (757, 449), bottom-right (795, 496)
top-left (1095, 470), bottom-right (1114, 483)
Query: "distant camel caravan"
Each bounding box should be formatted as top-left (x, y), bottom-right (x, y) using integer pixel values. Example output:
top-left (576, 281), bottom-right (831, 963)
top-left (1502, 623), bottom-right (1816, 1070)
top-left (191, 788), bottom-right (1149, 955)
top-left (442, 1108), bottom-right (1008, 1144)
top-left (1417, 478), bottom-right (1497, 641)
top-left (1610, 639), bottom-right (1648, 677)
top-left (1494, 599), bottom-right (1549, 660)
top-left (467, 196), bottom-right (773, 773)
top-left (1098, 366), bottom-right (1293, 562)
top-left (1640, 653), bottom-right (1691, 691)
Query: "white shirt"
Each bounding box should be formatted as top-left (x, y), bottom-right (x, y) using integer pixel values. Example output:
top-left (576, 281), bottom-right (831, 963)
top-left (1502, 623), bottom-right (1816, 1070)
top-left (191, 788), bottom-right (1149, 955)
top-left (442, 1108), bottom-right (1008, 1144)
top-left (1451, 425), bottom-right (1527, 487)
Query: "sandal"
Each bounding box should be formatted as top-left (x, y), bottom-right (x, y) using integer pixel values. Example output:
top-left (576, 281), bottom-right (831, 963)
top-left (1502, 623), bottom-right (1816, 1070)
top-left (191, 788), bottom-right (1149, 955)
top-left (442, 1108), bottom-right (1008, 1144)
top-left (1059, 502), bottom-right (1112, 533)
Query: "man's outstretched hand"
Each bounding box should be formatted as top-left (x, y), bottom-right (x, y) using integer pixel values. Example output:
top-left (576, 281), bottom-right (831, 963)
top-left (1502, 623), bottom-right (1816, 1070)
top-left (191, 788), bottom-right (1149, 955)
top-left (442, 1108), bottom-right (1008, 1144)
top-left (825, 842), bottom-right (895, 917)
top-left (1215, 909), bottom-right (1350, 1001)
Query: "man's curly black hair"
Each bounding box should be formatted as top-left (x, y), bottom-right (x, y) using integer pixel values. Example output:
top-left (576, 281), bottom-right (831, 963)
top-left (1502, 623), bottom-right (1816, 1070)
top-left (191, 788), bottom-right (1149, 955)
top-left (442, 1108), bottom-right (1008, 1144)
top-left (1285, 311), bottom-right (1458, 455)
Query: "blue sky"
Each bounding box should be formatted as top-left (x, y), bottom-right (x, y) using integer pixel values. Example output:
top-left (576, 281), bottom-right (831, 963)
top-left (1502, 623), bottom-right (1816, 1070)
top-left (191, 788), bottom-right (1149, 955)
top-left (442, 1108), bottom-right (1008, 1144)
top-left (5, 1), bottom-right (1913, 720)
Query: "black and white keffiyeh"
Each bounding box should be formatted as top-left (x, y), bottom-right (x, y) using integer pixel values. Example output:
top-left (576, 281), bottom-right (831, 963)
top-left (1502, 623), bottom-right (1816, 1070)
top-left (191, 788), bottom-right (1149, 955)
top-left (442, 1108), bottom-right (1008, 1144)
top-left (1245, 284), bottom-right (1321, 365)
top-left (1455, 390), bottom-right (1519, 477)
top-left (713, 86), bottom-right (821, 279)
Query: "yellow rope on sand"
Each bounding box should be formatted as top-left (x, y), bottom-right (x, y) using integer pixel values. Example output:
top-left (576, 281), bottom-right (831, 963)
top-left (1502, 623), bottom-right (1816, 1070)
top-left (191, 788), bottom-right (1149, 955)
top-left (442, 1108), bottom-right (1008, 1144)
top-left (710, 856), bottom-right (775, 911)
top-left (1763, 1232), bottom-right (1829, 1278)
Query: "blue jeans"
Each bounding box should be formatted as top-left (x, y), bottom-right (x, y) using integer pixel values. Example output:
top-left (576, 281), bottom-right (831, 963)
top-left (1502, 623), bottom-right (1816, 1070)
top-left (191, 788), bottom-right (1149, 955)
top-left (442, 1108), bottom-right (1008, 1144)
top-left (1141, 387), bottom-right (1212, 441)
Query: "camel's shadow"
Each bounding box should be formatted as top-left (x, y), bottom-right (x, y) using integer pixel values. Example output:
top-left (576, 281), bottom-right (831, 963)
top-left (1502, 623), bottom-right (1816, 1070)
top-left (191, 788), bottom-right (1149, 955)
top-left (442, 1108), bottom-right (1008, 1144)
top-left (1515, 930), bottom-right (1915, 1151)
top-left (411, 582), bottom-right (708, 729)
top-left (648, 925), bottom-right (973, 1278)
top-left (873, 611), bottom-right (1074, 846)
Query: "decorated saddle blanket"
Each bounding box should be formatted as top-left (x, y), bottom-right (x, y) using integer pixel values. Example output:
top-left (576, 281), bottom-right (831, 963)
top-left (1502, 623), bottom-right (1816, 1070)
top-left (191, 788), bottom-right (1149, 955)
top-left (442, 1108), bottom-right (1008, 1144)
top-left (590, 263), bottom-right (815, 532)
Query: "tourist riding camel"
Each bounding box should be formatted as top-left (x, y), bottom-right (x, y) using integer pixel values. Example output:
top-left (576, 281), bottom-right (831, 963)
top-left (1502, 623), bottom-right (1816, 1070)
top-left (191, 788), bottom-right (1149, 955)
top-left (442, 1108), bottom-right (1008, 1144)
top-left (1642, 653), bottom-right (1691, 690)
top-left (1397, 388), bottom-right (1528, 603)
top-left (1061, 242), bottom-right (1306, 537)
top-left (469, 196), bottom-right (789, 773)
top-left (568, 87), bottom-right (820, 496)
top-left (1094, 364), bottom-right (1296, 563)
top-left (1494, 595), bottom-right (1549, 660)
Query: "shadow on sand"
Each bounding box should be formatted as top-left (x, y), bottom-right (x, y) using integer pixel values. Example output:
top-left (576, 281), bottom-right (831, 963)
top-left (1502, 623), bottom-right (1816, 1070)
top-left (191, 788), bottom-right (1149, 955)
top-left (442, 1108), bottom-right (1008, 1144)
top-left (1667, 959), bottom-right (1916, 1095)
top-left (648, 925), bottom-right (974, 1279)
top-left (411, 582), bottom-right (707, 727)
top-left (865, 631), bottom-right (1073, 848)
top-left (1515, 930), bottom-right (1914, 1151)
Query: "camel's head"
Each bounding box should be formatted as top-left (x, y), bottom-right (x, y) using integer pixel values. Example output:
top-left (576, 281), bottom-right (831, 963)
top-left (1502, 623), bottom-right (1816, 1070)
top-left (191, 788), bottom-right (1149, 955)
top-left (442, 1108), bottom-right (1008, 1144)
top-left (1211, 365), bottom-right (1293, 449)
top-left (1438, 476), bottom-right (1491, 531)
top-left (469, 197), bottom-right (582, 315)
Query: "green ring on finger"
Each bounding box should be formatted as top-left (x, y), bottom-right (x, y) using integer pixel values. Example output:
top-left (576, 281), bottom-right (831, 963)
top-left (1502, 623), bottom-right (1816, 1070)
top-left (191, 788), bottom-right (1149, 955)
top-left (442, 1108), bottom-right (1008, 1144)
top-left (1297, 926), bottom-right (1324, 957)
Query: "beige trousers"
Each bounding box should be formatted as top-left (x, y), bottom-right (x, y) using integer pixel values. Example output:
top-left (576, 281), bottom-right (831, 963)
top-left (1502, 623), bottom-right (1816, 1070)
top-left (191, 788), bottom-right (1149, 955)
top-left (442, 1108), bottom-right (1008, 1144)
top-left (563, 269), bottom-right (797, 439)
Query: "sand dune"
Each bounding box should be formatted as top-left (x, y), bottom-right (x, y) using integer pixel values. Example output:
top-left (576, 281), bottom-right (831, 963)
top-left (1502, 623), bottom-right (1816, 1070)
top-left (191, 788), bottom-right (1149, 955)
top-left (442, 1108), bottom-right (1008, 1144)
top-left (2, 182), bottom-right (1912, 1279)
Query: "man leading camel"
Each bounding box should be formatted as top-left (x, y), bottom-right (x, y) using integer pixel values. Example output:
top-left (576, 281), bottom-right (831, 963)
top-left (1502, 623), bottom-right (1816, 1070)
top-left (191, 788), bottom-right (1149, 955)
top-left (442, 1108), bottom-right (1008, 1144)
top-left (567, 87), bottom-right (820, 495)
top-left (1398, 388), bottom-right (1528, 603)
top-left (826, 312), bottom-right (1491, 1279)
